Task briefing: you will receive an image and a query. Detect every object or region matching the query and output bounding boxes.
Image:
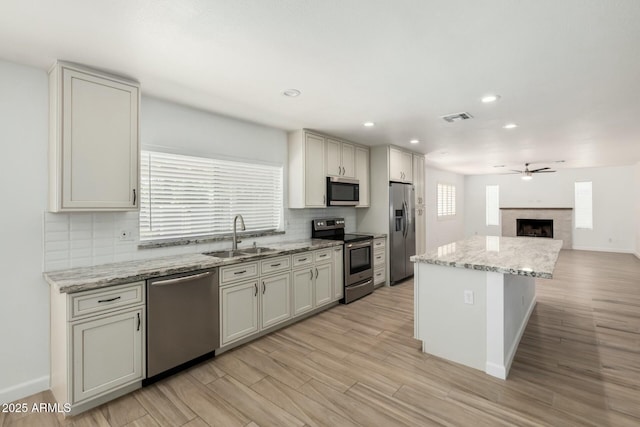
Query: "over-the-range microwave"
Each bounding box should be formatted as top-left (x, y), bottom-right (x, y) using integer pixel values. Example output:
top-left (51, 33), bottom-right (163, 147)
top-left (326, 176), bottom-right (359, 206)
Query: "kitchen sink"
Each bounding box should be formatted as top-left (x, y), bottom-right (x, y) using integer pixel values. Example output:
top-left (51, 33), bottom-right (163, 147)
top-left (204, 250), bottom-right (246, 258)
top-left (239, 246), bottom-right (275, 254)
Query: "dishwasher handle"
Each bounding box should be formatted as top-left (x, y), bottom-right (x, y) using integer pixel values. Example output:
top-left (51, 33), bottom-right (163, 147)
top-left (151, 271), bottom-right (212, 286)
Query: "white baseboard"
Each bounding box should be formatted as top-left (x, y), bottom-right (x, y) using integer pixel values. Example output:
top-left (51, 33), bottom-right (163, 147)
top-left (504, 296), bottom-right (537, 377)
top-left (635, 252), bottom-right (640, 260)
top-left (572, 246), bottom-right (633, 254)
top-left (485, 362), bottom-right (507, 379)
top-left (0, 376), bottom-right (49, 405)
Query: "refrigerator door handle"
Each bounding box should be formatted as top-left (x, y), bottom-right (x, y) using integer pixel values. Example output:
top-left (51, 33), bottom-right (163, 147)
top-left (402, 201), bottom-right (408, 237)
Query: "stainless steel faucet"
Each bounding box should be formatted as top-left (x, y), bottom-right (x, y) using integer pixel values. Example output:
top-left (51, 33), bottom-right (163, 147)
top-left (232, 214), bottom-right (246, 250)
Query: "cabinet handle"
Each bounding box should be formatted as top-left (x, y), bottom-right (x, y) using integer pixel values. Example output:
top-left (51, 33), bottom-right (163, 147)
top-left (310, 269), bottom-right (313, 280)
top-left (299, 257), bottom-right (307, 261)
top-left (137, 312), bottom-right (141, 331)
top-left (323, 195), bottom-right (326, 205)
top-left (133, 189), bottom-right (137, 205)
top-left (234, 270), bottom-right (247, 275)
top-left (315, 268), bottom-right (319, 279)
top-left (262, 281), bottom-right (266, 294)
top-left (254, 283), bottom-right (258, 297)
top-left (98, 296), bottom-right (121, 303)
top-left (270, 263), bottom-right (281, 267)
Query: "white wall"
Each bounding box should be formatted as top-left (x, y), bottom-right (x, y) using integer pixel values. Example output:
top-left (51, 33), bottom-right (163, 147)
top-left (465, 166), bottom-right (636, 253)
top-left (424, 166), bottom-right (465, 250)
top-left (635, 162), bottom-right (640, 259)
top-left (0, 60), bottom-right (50, 403)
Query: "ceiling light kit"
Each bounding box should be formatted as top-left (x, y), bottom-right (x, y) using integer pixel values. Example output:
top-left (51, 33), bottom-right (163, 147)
top-left (282, 89), bottom-right (301, 97)
top-left (410, 139), bottom-right (419, 144)
top-left (503, 123), bottom-right (518, 129)
top-left (441, 112), bottom-right (473, 123)
top-left (363, 122), bottom-right (375, 127)
top-left (506, 163), bottom-right (557, 181)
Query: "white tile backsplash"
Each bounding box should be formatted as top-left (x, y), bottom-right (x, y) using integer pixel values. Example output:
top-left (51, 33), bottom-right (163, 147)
top-left (43, 207), bottom-right (358, 271)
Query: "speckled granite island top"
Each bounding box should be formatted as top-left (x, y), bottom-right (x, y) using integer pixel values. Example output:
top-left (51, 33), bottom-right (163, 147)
top-left (410, 236), bottom-right (563, 279)
top-left (45, 239), bottom-right (342, 293)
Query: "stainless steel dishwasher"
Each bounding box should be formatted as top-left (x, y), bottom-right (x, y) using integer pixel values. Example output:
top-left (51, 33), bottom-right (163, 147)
top-left (146, 268), bottom-right (219, 381)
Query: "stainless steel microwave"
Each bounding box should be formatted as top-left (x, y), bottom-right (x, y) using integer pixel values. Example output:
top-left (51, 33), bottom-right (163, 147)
top-left (326, 177), bottom-right (359, 206)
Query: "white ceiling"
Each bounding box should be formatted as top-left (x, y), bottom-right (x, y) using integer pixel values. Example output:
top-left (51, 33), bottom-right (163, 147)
top-left (2, 0), bottom-right (640, 174)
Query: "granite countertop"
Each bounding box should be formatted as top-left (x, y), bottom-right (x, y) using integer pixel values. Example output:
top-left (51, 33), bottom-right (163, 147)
top-left (410, 235), bottom-right (563, 279)
top-left (45, 239), bottom-right (342, 294)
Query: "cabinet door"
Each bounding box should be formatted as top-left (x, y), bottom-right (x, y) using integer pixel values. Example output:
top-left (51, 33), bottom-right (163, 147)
top-left (389, 147), bottom-right (404, 181)
top-left (314, 263), bottom-right (332, 307)
top-left (325, 138), bottom-right (342, 177)
top-left (220, 281), bottom-right (259, 345)
top-left (261, 273), bottom-right (292, 329)
top-left (402, 151), bottom-right (413, 183)
top-left (413, 154), bottom-right (425, 204)
top-left (61, 67), bottom-right (138, 210)
top-left (355, 147), bottom-right (369, 207)
top-left (341, 142), bottom-right (355, 178)
top-left (72, 308), bottom-right (144, 403)
top-left (416, 206), bottom-right (426, 255)
top-left (332, 247), bottom-right (344, 301)
top-left (304, 133), bottom-right (326, 207)
top-left (292, 268), bottom-right (314, 316)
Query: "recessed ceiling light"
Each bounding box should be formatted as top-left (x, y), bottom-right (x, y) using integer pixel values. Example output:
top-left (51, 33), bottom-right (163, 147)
top-left (410, 139), bottom-right (419, 144)
top-left (555, 160), bottom-right (566, 163)
top-left (282, 89), bottom-right (301, 97)
top-left (481, 94), bottom-right (500, 103)
top-left (363, 122), bottom-right (375, 127)
top-left (493, 165), bottom-right (505, 168)
top-left (503, 123), bottom-right (518, 129)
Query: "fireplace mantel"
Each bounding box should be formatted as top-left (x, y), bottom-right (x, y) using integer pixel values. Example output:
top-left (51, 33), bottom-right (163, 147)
top-left (500, 208), bottom-right (573, 249)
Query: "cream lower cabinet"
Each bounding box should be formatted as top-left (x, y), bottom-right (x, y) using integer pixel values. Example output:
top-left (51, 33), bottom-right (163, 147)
top-left (261, 272), bottom-right (292, 329)
top-left (220, 279), bottom-right (260, 345)
top-left (332, 246), bottom-right (344, 300)
top-left (50, 281), bottom-right (145, 415)
top-left (293, 268), bottom-right (314, 316)
top-left (314, 262), bottom-right (333, 307)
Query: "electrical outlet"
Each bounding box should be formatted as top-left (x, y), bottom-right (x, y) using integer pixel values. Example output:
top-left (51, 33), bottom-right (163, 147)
top-left (119, 230), bottom-right (133, 241)
top-left (464, 290), bottom-right (474, 305)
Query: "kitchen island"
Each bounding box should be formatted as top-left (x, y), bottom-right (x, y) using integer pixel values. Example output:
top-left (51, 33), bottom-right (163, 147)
top-left (410, 235), bottom-right (562, 379)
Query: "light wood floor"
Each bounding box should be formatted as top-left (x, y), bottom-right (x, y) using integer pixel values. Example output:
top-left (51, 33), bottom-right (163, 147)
top-left (3, 250), bottom-right (640, 427)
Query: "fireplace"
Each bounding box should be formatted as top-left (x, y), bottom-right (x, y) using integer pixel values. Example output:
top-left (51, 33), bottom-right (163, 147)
top-left (517, 219), bottom-right (553, 238)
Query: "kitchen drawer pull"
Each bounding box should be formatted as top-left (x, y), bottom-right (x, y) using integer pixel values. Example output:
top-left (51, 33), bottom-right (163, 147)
top-left (270, 263), bottom-right (281, 267)
top-left (234, 270), bottom-right (247, 275)
top-left (98, 296), bottom-right (121, 303)
top-left (137, 312), bottom-right (141, 331)
top-left (299, 257), bottom-right (307, 261)
top-left (319, 254), bottom-right (327, 258)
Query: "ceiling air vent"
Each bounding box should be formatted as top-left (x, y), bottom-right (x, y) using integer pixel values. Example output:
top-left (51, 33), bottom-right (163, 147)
top-left (441, 112), bottom-right (473, 123)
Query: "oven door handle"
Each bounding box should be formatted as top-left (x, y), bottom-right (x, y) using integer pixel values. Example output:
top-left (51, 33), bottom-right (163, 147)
top-left (346, 240), bottom-right (372, 249)
top-left (348, 279), bottom-right (373, 289)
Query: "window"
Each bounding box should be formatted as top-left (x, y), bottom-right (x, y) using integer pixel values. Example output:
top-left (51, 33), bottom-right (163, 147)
top-left (140, 151), bottom-right (283, 241)
top-left (574, 181), bottom-right (593, 229)
top-left (486, 185), bottom-right (500, 226)
top-left (437, 183), bottom-right (456, 217)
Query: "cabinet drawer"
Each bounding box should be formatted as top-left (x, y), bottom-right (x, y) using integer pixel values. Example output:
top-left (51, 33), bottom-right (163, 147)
top-left (220, 262), bottom-right (259, 285)
top-left (70, 282), bottom-right (144, 320)
top-left (373, 238), bottom-right (386, 250)
top-left (260, 255), bottom-right (291, 276)
top-left (374, 268), bottom-right (386, 286)
top-left (292, 252), bottom-right (313, 268)
top-left (373, 249), bottom-right (385, 267)
top-left (314, 249), bottom-right (333, 263)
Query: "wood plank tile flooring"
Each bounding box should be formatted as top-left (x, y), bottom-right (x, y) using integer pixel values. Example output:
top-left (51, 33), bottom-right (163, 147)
top-left (3, 250), bottom-right (640, 426)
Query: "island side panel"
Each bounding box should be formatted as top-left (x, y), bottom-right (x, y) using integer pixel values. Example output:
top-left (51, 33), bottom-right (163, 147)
top-left (504, 274), bottom-right (537, 373)
top-left (415, 263), bottom-right (487, 371)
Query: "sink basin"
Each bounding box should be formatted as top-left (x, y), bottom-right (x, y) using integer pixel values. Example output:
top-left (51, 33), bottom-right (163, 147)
top-left (239, 247), bottom-right (275, 254)
top-left (204, 250), bottom-right (246, 258)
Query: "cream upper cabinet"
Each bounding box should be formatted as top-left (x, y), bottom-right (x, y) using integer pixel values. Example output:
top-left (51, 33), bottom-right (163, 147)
top-left (355, 146), bottom-right (370, 207)
top-left (49, 62), bottom-right (139, 212)
top-left (326, 138), bottom-right (355, 178)
top-left (288, 131), bottom-right (326, 208)
top-left (389, 147), bottom-right (413, 183)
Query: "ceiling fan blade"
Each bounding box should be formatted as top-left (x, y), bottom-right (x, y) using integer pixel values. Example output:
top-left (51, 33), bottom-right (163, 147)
top-left (508, 170), bottom-right (524, 173)
top-left (529, 167), bottom-right (550, 172)
top-left (534, 170), bottom-right (556, 173)
top-left (499, 172), bottom-right (521, 175)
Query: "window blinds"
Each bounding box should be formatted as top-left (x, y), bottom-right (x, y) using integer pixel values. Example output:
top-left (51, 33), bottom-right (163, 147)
top-left (574, 181), bottom-right (593, 229)
top-left (486, 185), bottom-right (500, 226)
top-left (437, 183), bottom-right (456, 217)
top-left (140, 151), bottom-right (283, 241)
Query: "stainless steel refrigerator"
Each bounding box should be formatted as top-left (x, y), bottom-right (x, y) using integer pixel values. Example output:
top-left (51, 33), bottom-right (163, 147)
top-left (389, 182), bottom-right (416, 284)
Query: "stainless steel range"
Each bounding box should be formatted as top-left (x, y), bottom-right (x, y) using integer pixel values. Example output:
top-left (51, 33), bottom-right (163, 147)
top-left (312, 218), bottom-right (374, 303)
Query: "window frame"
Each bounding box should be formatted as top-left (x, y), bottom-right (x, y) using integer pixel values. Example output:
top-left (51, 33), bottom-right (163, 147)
top-left (574, 181), bottom-right (593, 230)
top-left (436, 182), bottom-right (457, 219)
top-left (486, 184), bottom-right (500, 226)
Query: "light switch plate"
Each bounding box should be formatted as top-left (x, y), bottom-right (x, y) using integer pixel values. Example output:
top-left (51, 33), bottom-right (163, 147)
top-left (464, 290), bottom-right (474, 305)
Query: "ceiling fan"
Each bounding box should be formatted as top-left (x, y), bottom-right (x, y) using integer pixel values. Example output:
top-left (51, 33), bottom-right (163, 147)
top-left (507, 163), bottom-right (556, 180)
